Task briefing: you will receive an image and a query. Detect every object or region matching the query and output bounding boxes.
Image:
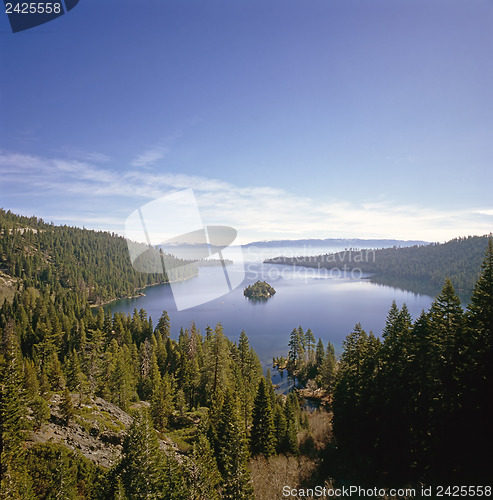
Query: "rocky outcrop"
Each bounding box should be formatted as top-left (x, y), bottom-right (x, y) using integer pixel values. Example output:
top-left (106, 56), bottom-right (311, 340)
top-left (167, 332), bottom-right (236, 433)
top-left (26, 394), bottom-right (179, 469)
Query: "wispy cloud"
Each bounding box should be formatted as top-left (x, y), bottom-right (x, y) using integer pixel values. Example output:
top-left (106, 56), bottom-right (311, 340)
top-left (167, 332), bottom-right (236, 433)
top-left (1, 150), bottom-right (491, 243)
top-left (476, 209), bottom-right (493, 216)
top-left (61, 149), bottom-right (112, 164)
top-left (131, 146), bottom-right (168, 168)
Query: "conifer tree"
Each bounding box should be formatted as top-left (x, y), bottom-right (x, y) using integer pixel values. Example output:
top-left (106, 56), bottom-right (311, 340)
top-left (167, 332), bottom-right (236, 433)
top-left (66, 348), bottom-right (88, 406)
top-left (319, 341), bottom-right (336, 390)
top-left (0, 322), bottom-right (33, 498)
top-left (464, 238), bottom-right (493, 479)
top-left (426, 279), bottom-right (465, 476)
top-left (202, 323), bottom-right (229, 404)
top-left (119, 409), bottom-right (166, 499)
top-left (150, 374), bottom-right (173, 432)
top-left (188, 433), bottom-right (221, 500)
top-left (305, 328), bottom-right (315, 363)
top-left (332, 323), bottom-right (369, 460)
top-left (315, 338), bottom-right (325, 366)
top-left (378, 303), bottom-right (414, 477)
top-left (273, 403), bottom-right (288, 454)
top-left (156, 311), bottom-right (171, 340)
top-left (283, 394), bottom-right (300, 456)
top-left (250, 378), bottom-right (276, 458)
top-left (60, 387), bottom-right (74, 425)
top-left (216, 391), bottom-right (254, 500)
top-left (105, 348), bottom-right (125, 408)
top-left (31, 395), bottom-right (50, 431)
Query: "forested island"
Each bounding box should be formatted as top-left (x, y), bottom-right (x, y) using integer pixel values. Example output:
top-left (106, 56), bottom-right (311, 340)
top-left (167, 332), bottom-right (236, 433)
top-left (243, 280), bottom-right (276, 300)
top-left (1, 209), bottom-right (492, 498)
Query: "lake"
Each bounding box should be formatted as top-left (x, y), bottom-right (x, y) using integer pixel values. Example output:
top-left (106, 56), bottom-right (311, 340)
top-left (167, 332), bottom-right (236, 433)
top-left (105, 245), bottom-right (435, 366)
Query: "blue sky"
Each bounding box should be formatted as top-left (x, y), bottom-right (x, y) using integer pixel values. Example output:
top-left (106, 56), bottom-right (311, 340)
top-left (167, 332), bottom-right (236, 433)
top-left (1, 0), bottom-right (492, 244)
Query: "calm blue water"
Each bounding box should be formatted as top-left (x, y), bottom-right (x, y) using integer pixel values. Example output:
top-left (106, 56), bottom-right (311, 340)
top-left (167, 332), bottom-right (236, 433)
top-left (105, 246), bottom-right (435, 366)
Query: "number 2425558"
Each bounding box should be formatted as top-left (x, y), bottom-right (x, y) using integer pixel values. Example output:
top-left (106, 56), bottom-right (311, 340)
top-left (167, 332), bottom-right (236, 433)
top-left (5, 3), bottom-right (62, 14)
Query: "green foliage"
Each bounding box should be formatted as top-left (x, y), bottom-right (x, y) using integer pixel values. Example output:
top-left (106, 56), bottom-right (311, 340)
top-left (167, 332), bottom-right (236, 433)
top-left (318, 341), bottom-right (336, 390)
top-left (187, 433), bottom-right (221, 500)
top-left (0, 322), bottom-right (29, 492)
top-left (0, 209), bottom-right (197, 306)
top-left (60, 387), bottom-right (75, 425)
top-left (250, 378), bottom-right (276, 458)
top-left (31, 395), bottom-right (50, 430)
top-left (4, 208), bottom-right (491, 491)
top-left (24, 443), bottom-right (103, 499)
top-left (267, 235), bottom-right (491, 298)
top-left (243, 280), bottom-right (276, 300)
top-left (150, 375), bottom-right (173, 432)
top-left (0, 209), bottom-right (307, 498)
top-left (286, 326), bottom-right (336, 389)
top-left (117, 409), bottom-right (168, 498)
top-left (331, 240), bottom-right (493, 483)
top-left (463, 238), bottom-right (493, 480)
top-left (283, 394), bottom-right (300, 456)
top-left (215, 391), bottom-right (254, 499)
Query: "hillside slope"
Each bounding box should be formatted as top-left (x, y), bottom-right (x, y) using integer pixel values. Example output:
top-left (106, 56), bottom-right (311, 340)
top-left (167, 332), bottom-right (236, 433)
top-left (0, 209), bottom-right (197, 305)
top-left (266, 235), bottom-right (492, 297)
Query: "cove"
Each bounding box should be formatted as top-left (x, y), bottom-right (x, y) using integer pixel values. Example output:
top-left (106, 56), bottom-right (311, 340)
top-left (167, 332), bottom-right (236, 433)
top-left (104, 257), bottom-right (435, 367)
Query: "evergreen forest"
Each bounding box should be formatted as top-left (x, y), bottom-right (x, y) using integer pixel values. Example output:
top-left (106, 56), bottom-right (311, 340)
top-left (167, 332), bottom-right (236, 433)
top-left (243, 281), bottom-right (276, 300)
top-left (265, 235), bottom-right (491, 299)
top-left (0, 209), bottom-right (197, 306)
top-left (1, 209), bottom-right (492, 498)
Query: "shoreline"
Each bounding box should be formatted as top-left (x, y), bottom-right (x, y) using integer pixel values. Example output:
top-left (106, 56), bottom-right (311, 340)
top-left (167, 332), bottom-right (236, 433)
top-left (89, 272), bottom-right (199, 308)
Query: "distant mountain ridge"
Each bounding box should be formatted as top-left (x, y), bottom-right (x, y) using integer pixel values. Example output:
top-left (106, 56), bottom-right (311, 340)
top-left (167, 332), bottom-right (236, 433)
top-left (243, 237), bottom-right (429, 248)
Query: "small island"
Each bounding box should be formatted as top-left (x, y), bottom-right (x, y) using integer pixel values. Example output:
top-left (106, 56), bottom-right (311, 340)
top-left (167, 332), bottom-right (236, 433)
top-left (243, 280), bottom-right (276, 300)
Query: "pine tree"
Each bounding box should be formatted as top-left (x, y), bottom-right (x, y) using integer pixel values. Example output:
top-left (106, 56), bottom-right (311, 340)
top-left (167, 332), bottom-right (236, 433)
top-left (288, 328), bottom-right (303, 371)
top-left (66, 349), bottom-right (88, 406)
top-left (156, 311), bottom-right (171, 340)
top-left (0, 321), bottom-right (33, 498)
top-left (378, 303), bottom-right (414, 477)
top-left (273, 403), bottom-right (288, 454)
top-left (187, 433), bottom-right (221, 500)
top-left (59, 387), bottom-right (74, 425)
top-left (109, 347), bottom-right (132, 410)
top-left (119, 409), bottom-right (166, 498)
top-left (202, 323), bottom-right (229, 404)
top-left (216, 391), bottom-right (254, 500)
top-left (31, 395), bottom-right (50, 431)
top-left (332, 323), bottom-right (369, 462)
top-left (304, 328), bottom-right (315, 363)
top-left (464, 238), bottom-right (493, 480)
top-left (319, 341), bottom-right (336, 391)
top-left (150, 374), bottom-right (173, 432)
top-left (250, 378), bottom-right (276, 458)
top-left (315, 338), bottom-right (325, 366)
top-left (426, 279), bottom-right (465, 477)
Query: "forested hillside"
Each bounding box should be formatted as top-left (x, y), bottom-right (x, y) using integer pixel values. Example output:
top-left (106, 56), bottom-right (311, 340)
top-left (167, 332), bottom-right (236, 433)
top-left (266, 235), bottom-right (491, 297)
top-left (279, 240), bottom-right (493, 486)
top-left (0, 209), bottom-right (197, 305)
top-left (1, 210), bottom-right (492, 497)
top-left (329, 240), bottom-right (493, 485)
top-left (0, 211), bottom-right (323, 499)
